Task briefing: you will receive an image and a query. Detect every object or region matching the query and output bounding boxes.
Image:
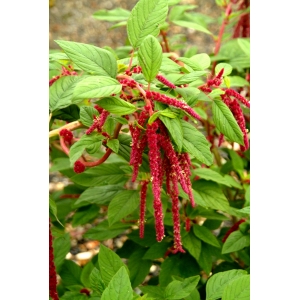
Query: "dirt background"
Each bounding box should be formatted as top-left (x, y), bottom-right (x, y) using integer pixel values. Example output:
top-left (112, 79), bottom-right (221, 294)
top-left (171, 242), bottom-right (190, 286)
top-left (49, 0), bottom-right (221, 55)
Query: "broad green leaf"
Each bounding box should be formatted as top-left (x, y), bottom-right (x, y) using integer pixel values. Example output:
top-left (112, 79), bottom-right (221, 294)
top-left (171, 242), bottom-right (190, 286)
top-left (55, 40), bottom-right (118, 77)
top-left (193, 225), bottom-right (220, 248)
top-left (107, 139), bottom-right (120, 153)
top-left (96, 97), bottom-right (136, 115)
top-left (148, 109), bottom-right (177, 125)
top-left (172, 20), bottom-right (212, 35)
top-left (73, 185), bottom-right (125, 207)
top-left (80, 260), bottom-right (94, 288)
top-left (221, 76), bottom-right (249, 88)
top-left (108, 190), bottom-right (140, 226)
top-left (71, 163), bottom-right (128, 188)
top-left (164, 275), bottom-right (200, 299)
top-left (103, 116), bottom-right (116, 135)
top-left (49, 195), bottom-right (63, 226)
top-left (176, 57), bottom-right (204, 71)
top-left (89, 267), bottom-right (106, 296)
top-left (138, 35), bottom-right (163, 82)
top-left (160, 56), bottom-right (181, 72)
top-left (101, 266), bottom-right (133, 300)
top-left (128, 248), bottom-right (152, 288)
top-left (223, 175), bottom-right (243, 189)
top-left (237, 38), bottom-right (250, 57)
top-left (80, 106), bottom-right (99, 127)
top-left (139, 286), bottom-right (165, 300)
top-left (222, 274), bottom-right (250, 300)
top-left (53, 233), bottom-right (71, 272)
top-left (181, 120), bottom-right (213, 165)
top-left (160, 116), bottom-right (183, 152)
top-left (72, 204), bottom-right (100, 227)
top-left (190, 53), bottom-right (211, 70)
top-left (228, 149), bottom-right (244, 173)
top-left (206, 269), bottom-right (248, 300)
top-left (222, 230), bottom-right (250, 254)
top-left (187, 205), bottom-right (229, 220)
top-left (127, 0), bottom-right (169, 48)
top-left (51, 104), bottom-right (80, 122)
top-left (208, 88), bottom-right (225, 100)
top-left (212, 99), bottom-right (244, 145)
top-left (72, 76), bottom-right (121, 101)
top-left (60, 292), bottom-right (88, 300)
top-left (182, 230), bottom-right (202, 262)
top-left (93, 8), bottom-right (131, 22)
top-left (169, 5), bottom-right (198, 22)
top-left (193, 107), bottom-right (207, 120)
top-left (84, 220), bottom-right (131, 240)
top-left (175, 71), bottom-right (207, 85)
top-left (199, 242), bottom-right (213, 275)
top-left (49, 76), bottom-right (80, 111)
top-left (192, 168), bottom-right (231, 186)
top-left (142, 241), bottom-right (171, 260)
top-left (159, 253), bottom-right (200, 287)
top-left (98, 244), bottom-right (129, 286)
top-left (128, 225), bottom-right (158, 247)
top-left (69, 134), bottom-right (105, 166)
top-left (59, 259), bottom-right (83, 287)
top-left (215, 63), bottom-right (232, 76)
top-left (192, 181), bottom-right (231, 212)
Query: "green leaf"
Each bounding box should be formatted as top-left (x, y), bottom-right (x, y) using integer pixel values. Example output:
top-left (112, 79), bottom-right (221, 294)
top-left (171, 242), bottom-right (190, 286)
top-left (107, 139), bottom-right (120, 153)
top-left (98, 244), bottom-right (129, 286)
top-left (192, 168), bottom-right (231, 186)
top-left (187, 205), bottom-right (229, 220)
top-left (127, 0), bottom-right (169, 48)
top-left (89, 267), bottom-right (106, 296)
top-left (159, 253), bottom-right (200, 287)
top-left (80, 106), bottom-right (99, 127)
top-left (138, 35), bottom-right (163, 82)
top-left (80, 260), bottom-right (94, 288)
top-left (223, 175), bottom-right (243, 189)
top-left (69, 134), bottom-right (105, 166)
top-left (212, 99), bottom-right (244, 145)
top-left (93, 8), bottom-right (131, 22)
top-left (160, 116), bottom-right (183, 152)
top-left (71, 163), bottom-right (128, 188)
top-left (237, 38), bottom-right (250, 57)
top-left (108, 190), bottom-right (140, 226)
top-left (60, 292), bottom-right (88, 300)
top-left (164, 275), bottom-right (200, 299)
top-left (53, 233), bottom-right (71, 272)
top-left (193, 225), bottom-right (220, 248)
top-left (73, 185), bottom-right (125, 207)
top-left (199, 242), bottom-right (213, 275)
top-left (222, 231), bottom-right (250, 254)
top-left (49, 76), bottom-right (80, 111)
top-left (101, 266), bottom-right (133, 300)
top-left (96, 97), bottom-right (136, 115)
top-left (215, 63), bottom-right (232, 76)
top-left (221, 76), bottom-right (249, 88)
top-left (172, 20), bottom-right (212, 35)
top-left (182, 230), bottom-right (202, 262)
top-left (142, 241), bottom-right (171, 260)
top-left (222, 274), bottom-right (250, 300)
top-left (175, 71), bottom-right (207, 85)
top-left (59, 259), bottom-right (83, 287)
top-left (190, 53), bottom-right (211, 70)
top-left (128, 225), bottom-right (158, 247)
top-left (72, 204), bottom-right (100, 227)
top-left (192, 181), bottom-right (231, 212)
top-left (72, 76), bottom-right (122, 101)
top-left (139, 286), bottom-right (165, 300)
top-left (84, 220), bottom-right (131, 240)
top-left (128, 248), bottom-right (152, 288)
top-left (49, 195), bottom-right (63, 226)
top-left (55, 40), bottom-right (118, 77)
top-left (181, 120), bottom-right (213, 165)
top-left (228, 149), bottom-right (244, 173)
top-left (206, 269), bottom-right (248, 300)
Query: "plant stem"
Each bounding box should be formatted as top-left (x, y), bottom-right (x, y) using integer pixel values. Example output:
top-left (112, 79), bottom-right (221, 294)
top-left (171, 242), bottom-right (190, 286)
top-left (160, 30), bottom-right (170, 52)
top-left (49, 121), bottom-right (83, 138)
top-left (211, 3), bottom-right (232, 76)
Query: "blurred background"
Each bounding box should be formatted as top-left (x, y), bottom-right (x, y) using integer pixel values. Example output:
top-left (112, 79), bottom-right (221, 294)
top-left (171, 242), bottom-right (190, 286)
top-left (49, 0), bottom-right (221, 55)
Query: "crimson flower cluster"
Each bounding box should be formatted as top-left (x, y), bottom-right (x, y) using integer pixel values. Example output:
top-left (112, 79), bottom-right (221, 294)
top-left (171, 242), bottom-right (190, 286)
top-left (130, 115), bottom-right (195, 253)
top-left (49, 65), bottom-right (77, 86)
top-left (49, 220), bottom-right (59, 300)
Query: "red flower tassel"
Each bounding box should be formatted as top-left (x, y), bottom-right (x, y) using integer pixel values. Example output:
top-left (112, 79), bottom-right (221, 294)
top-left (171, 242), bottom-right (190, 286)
top-left (49, 219), bottom-right (59, 300)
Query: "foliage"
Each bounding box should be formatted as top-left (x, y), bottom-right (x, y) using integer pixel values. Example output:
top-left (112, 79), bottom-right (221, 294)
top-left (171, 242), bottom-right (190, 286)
top-left (49, 0), bottom-right (250, 299)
